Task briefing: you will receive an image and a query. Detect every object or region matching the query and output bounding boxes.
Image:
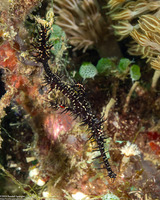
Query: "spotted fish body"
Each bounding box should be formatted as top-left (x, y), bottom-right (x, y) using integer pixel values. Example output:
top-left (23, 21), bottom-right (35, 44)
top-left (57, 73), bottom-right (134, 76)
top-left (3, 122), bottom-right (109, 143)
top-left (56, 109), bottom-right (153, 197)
top-left (33, 23), bottom-right (116, 179)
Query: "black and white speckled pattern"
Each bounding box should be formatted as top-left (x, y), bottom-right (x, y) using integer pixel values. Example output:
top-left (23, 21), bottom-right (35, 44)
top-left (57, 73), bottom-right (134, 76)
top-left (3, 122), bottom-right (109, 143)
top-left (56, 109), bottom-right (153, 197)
top-left (33, 23), bottom-right (116, 179)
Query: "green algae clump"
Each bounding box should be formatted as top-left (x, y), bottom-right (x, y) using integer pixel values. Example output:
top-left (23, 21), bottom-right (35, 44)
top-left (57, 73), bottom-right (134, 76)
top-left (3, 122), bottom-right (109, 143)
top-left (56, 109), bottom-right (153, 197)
top-left (96, 58), bottom-right (114, 75)
top-left (117, 58), bottom-right (131, 73)
top-left (49, 24), bottom-right (67, 56)
top-left (130, 64), bottom-right (141, 81)
top-left (102, 193), bottom-right (120, 200)
top-left (79, 62), bottom-right (98, 80)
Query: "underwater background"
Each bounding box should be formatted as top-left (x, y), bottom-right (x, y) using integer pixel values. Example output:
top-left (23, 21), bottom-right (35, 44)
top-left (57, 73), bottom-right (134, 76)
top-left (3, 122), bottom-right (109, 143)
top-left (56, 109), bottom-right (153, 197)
top-left (0, 0), bottom-right (160, 199)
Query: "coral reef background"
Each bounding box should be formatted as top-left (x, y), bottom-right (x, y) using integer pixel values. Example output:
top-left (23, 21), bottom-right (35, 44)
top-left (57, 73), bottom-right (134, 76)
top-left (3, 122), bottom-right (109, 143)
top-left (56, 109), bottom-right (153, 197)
top-left (0, 0), bottom-right (160, 199)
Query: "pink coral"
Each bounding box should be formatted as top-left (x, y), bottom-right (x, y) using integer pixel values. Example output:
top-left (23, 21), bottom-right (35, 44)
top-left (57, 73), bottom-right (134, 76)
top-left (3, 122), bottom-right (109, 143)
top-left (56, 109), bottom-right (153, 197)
top-left (44, 112), bottom-right (74, 141)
